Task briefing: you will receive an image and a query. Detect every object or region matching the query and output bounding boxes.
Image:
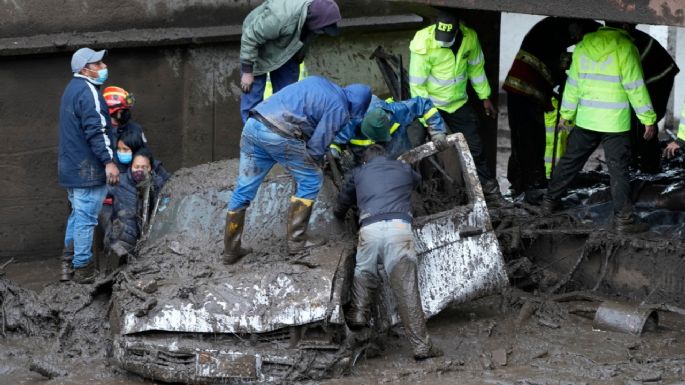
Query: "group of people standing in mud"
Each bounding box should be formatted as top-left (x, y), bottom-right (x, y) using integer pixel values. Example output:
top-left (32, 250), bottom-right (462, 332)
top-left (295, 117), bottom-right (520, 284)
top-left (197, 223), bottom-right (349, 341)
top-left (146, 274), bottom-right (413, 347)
top-left (57, 0), bottom-right (685, 361)
top-left (57, 48), bottom-right (170, 284)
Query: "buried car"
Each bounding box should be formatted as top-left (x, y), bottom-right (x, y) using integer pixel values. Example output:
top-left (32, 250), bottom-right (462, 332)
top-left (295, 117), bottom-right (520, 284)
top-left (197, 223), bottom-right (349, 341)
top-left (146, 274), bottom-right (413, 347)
top-left (110, 133), bottom-right (508, 383)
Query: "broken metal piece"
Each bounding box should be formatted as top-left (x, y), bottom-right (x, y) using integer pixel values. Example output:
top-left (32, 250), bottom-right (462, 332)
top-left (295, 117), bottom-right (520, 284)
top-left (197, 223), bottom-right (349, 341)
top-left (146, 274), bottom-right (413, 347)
top-left (592, 301), bottom-right (658, 335)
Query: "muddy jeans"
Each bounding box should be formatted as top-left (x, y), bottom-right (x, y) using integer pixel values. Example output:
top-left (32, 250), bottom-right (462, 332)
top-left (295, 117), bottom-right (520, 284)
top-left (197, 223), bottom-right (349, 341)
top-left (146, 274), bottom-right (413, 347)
top-left (228, 118), bottom-right (323, 211)
top-left (546, 127), bottom-right (632, 217)
top-left (64, 185), bottom-right (108, 268)
top-left (355, 219), bottom-right (417, 278)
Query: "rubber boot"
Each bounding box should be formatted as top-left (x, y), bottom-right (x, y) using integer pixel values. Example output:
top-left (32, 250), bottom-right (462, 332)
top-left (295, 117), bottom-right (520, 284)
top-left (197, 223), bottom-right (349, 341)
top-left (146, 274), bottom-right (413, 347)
top-left (614, 214), bottom-right (649, 234)
top-left (287, 196), bottom-right (325, 254)
top-left (346, 272), bottom-right (377, 329)
top-left (60, 242), bottom-right (74, 282)
top-left (73, 260), bottom-right (97, 284)
top-left (481, 179), bottom-right (507, 208)
top-left (223, 209), bottom-right (252, 264)
top-left (539, 196), bottom-right (559, 216)
top-left (388, 258), bottom-right (443, 360)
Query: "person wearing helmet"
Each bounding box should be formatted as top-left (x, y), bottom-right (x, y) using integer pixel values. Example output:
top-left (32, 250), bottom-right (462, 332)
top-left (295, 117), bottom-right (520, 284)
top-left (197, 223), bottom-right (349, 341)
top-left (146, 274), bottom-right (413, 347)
top-left (224, 76), bottom-right (371, 264)
top-left (103, 86), bottom-right (147, 158)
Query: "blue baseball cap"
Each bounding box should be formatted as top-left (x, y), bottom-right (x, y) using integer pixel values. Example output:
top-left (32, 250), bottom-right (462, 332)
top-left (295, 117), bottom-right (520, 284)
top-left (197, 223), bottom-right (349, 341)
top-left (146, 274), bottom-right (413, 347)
top-left (71, 47), bottom-right (107, 73)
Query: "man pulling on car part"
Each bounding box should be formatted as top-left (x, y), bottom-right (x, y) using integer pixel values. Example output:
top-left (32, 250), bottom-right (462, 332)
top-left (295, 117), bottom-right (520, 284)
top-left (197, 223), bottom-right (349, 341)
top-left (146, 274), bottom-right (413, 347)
top-left (334, 144), bottom-right (443, 360)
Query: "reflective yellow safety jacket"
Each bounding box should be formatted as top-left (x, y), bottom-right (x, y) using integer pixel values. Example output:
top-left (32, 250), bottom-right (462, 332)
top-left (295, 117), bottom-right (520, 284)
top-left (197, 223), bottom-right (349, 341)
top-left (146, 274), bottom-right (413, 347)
top-left (409, 23), bottom-right (491, 113)
top-left (544, 97), bottom-right (567, 178)
top-left (560, 27), bottom-right (656, 132)
top-left (264, 62), bottom-right (309, 99)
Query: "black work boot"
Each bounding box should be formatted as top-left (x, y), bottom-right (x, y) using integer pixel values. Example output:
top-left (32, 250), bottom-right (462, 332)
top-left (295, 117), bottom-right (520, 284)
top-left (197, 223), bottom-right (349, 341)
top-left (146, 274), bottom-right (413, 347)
top-left (287, 197), bottom-right (325, 254)
top-left (481, 179), bottom-right (507, 208)
top-left (73, 260), bottom-right (97, 284)
top-left (223, 209), bottom-right (252, 264)
top-left (346, 272), bottom-right (377, 329)
top-left (388, 258), bottom-right (443, 360)
top-left (614, 214), bottom-right (649, 234)
top-left (539, 196), bottom-right (559, 215)
top-left (60, 242), bottom-right (74, 282)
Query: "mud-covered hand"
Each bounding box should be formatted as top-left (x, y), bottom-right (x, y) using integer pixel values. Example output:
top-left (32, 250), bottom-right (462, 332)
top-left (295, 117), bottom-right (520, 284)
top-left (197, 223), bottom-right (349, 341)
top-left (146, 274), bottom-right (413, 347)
top-left (431, 133), bottom-right (448, 151)
top-left (664, 141), bottom-right (681, 159)
top-left (105, 162), bottom-right (120, 185)
top-left (483, 99), bottom-right (497, 119)
top-left (241, 72), bottom-right (254, 93)
top-left (643, 124), bottom-right (656, 141)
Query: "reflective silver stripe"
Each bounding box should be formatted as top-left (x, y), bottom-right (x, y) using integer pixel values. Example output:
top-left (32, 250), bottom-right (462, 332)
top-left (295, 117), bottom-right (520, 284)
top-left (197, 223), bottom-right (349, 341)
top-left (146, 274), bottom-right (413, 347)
top-left (561, 100), bottom-right (577, 110)
top-left (579, 99), bottom-right (629, 109)
top-left (566, 77), bottom-right (578, 87)
top-left (645, 63), bottom-right (677, 85)
top-left (468, 52), bottom-right (484, 66)
top-left (427, 74), bottom-right (465, 86)
top-left (634, 104), bottom-right (654, 114)
top-left (470, 74), bottom-right (487, 84)
top-left (578, 73), bottom-right (620, 82)
top-left (409, 75), bottom-right (427, 84)
top-left (640, 38), bottom-right (654, 61)
top-left (85, 81), bottom-right (114, 159)
top-left (429, 96), bottom-right (451, 106)
top-left (623, 79), bottom-right (645, 90)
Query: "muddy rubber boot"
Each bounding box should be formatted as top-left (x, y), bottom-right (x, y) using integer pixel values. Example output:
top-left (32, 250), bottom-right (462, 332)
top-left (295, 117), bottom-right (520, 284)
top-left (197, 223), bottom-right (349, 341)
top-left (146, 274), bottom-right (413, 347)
top-left (223, 209), bottom-right (252, 264)
top-left (539, 197), bottom-right (559, 215)
top-left (287, 196), bottom-right (325, 254)
top-left (346, 272), bottom-right (377, 329)
top-left (481, 179), bottom-right (507, 208)
top-left (73, 260), bottom-right (97, 284)
top-left (388, 258), bottom-right (443, 360)
top-left (614, 214), bottom-right (649, 234)
top-left (60, 242), bottom-right (74, 282)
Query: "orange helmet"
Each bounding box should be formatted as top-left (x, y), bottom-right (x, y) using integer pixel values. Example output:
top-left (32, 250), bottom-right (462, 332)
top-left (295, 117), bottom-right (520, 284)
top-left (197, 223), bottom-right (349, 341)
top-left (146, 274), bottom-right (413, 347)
top-left (103, 86), bottom-right (135, 114)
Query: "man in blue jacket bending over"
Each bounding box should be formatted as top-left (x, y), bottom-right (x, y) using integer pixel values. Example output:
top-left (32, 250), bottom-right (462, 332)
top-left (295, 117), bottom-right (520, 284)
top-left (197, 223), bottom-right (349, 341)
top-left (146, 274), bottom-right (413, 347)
top-left (58, 47), bottom-right (120, 283)
top-left (224, 76), bottom-right (372, 263)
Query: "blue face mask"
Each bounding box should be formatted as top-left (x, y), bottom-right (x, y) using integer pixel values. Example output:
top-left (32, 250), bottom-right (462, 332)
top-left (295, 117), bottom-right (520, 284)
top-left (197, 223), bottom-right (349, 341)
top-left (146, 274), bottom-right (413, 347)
top-left (91, 68), bottom-right (108, 85)
top-left (117, 151), bottom-right (132, 164)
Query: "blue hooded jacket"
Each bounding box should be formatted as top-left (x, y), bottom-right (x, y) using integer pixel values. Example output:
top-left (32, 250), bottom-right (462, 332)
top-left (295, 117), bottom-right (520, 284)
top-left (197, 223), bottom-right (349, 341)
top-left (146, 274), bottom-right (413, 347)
top-left (333, 95), bottom-right (447, 159)
top-left (58, 75), bottom-right (114, 188)
top-left (254, 76), bottom-right (372, 160)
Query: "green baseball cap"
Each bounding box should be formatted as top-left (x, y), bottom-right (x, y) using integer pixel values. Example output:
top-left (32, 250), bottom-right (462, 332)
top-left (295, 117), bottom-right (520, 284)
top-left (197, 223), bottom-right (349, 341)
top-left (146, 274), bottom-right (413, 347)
top-left (361, 108), bottom-right (392, 142)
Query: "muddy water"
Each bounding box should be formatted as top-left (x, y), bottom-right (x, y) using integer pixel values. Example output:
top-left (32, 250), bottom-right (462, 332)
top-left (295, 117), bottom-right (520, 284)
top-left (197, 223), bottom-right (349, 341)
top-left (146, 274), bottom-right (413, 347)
top-left (3, 258), bottom-right (685, 385)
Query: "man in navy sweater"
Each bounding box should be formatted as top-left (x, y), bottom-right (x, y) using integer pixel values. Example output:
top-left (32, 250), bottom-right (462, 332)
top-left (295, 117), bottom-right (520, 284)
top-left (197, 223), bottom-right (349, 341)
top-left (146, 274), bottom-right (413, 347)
top-left (58, 47), bottom-right (119, 283)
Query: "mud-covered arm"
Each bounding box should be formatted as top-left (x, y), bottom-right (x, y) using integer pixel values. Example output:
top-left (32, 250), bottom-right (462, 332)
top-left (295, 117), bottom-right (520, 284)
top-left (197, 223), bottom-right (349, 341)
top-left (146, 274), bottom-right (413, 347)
top-left (397, 97), bottom-right (446, 136)
top-left (79, 89), bottom-right (114, 165)
top-left (240, 11), bottom-right (283, 73)
top-left (307, 107), bottom-right (349, 161)
top-left (335, 171), bottom-right (357, 218)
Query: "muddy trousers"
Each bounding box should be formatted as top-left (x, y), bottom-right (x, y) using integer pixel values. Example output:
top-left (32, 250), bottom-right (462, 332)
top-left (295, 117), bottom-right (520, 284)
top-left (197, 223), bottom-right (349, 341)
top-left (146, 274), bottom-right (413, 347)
top-left (64, 186), bottom-right (108, 268)
top-left (506, 92), bottom-right (548, 193)
top-left (239, 58), bottom-right (300, 123)
top-left (228, 118), bottom-right (323, 211)
top-left (354, 219), bottom-right (433, 355)
top-left (545, 127), bottom-right (632, 217)
top-left (439, 103), bottom-right (494, 182)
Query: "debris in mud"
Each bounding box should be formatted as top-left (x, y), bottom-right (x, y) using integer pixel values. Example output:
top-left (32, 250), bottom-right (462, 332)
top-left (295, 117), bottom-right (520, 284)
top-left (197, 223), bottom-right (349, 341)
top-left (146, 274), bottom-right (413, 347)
top-left (29, 358), bottom-right (67, 379)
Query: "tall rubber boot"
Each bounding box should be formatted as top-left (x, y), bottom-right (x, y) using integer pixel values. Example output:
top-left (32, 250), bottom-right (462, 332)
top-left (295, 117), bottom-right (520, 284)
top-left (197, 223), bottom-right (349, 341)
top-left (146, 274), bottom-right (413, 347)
top-left (73, 259), bottom-right (97, 284)
top-left (287, 196), bottom-right (325, 254)
top-left (223, 209), bottom-right (252, 264)
top-left (388, 258), bottom-right (443, 360)
top-left (346, 272), bottom-right (377, 329)
top-left (481, 179), bottom-right (507, 208)
top-left (614, 213), bottom-right (649, 234)
top-left (60, 242), bottom-right (74, 282)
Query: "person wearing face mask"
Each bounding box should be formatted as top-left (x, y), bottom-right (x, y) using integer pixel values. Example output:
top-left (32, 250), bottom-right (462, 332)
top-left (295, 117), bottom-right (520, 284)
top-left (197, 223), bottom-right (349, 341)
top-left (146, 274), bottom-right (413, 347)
top-left (409, 12), bottom-right (505, 207)
top-left (103, 86), bottom-right (147, 150)
top-left (58, 47), bottom-right (119, 283)
top-left (239, 0), bottom-right (342, 122)
top-left (108, 148), bottom-right (168, 258)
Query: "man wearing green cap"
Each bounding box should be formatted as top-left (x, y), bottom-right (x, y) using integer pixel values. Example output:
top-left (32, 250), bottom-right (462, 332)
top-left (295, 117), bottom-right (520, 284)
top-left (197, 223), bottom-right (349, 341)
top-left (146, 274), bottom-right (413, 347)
top-left (330, 95), bottom-right (448, 165)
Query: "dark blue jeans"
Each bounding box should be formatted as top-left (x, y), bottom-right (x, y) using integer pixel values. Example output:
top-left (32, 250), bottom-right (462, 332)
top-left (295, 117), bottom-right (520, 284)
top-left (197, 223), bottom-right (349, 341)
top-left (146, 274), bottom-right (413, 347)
top-left (65, 185), bottom-right (108, 268)
top-left (239, 58), bottom-right (300, 123)
top-left (228, 118), bottom-right (323, 211)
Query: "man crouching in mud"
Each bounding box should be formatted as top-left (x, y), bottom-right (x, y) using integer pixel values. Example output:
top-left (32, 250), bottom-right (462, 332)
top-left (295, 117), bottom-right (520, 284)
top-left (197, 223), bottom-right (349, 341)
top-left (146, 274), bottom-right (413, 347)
top-left (334, 145), bottom-right (443, 360)
top-left (224, 76), bottom-right (372, 262)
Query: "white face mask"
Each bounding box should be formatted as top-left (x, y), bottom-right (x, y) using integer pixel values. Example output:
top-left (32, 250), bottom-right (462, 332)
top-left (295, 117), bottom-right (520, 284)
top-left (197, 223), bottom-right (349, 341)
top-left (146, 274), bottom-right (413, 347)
top-left (438, 38), bottom-right (455, 48)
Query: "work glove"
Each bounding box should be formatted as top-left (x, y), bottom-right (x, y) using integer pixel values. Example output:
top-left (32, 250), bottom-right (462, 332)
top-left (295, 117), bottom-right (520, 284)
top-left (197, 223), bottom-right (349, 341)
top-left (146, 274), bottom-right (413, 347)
top-left (329, 145), bottom-right (342, 159)
top-left (431, 133), bottom-right (448, 151)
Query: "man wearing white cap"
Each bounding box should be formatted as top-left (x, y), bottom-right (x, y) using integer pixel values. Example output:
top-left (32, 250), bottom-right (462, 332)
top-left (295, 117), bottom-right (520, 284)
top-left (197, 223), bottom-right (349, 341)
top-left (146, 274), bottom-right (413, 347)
top-left (58, 47), bottom-right (119, 283)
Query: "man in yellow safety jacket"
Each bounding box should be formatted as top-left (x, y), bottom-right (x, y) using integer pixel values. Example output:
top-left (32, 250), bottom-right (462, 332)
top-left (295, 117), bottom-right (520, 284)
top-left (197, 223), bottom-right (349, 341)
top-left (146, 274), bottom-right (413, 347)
top-left (409, 12), bottom-right (504, 206)
top-left (541, 24), bottom-right (657, 234)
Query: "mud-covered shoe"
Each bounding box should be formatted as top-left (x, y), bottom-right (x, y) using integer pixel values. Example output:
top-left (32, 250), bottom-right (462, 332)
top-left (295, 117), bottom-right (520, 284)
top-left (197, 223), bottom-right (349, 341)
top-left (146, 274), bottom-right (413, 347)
top-left (614, 215), bottom-right (649, 234)
top-left (539, 197), bottom-right (559, 215)
top-left (73, 260), bottom-right (97, 284)
top-left (481, 179), bottom-right (508, 208)
top-left (287, 196), bottom-right (326, 254)
top-left (414, 343), bottom-right (444, 361)
top-left (223, 209), bottom-right (252, 264)
top-left (60, 242), bottom-right (74, 282)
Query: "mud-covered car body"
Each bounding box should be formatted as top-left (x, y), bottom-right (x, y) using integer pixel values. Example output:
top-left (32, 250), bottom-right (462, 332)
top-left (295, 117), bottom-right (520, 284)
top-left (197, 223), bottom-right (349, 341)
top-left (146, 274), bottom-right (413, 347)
top-left (111, 133), bottom-right (508, 383)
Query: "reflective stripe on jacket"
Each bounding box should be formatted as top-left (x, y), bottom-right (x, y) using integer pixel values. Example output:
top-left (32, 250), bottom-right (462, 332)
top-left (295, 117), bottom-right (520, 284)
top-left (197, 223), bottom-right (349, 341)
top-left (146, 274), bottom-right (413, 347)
top-left (560, 27), bottom-right (656, 133)
top-left (409, 23), bottom-right (491, 113)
